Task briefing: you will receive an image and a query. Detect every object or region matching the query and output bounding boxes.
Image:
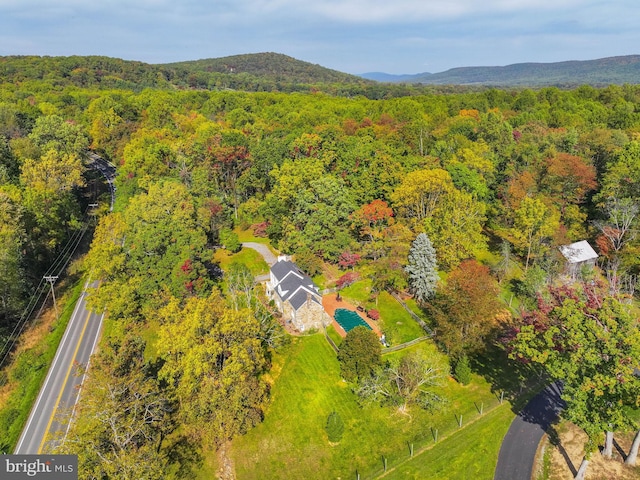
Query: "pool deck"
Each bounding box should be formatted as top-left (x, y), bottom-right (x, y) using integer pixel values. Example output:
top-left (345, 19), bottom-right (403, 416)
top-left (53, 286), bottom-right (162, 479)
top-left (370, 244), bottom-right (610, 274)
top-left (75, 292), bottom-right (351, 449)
top-left (322, 293), bottom-right (382, 338)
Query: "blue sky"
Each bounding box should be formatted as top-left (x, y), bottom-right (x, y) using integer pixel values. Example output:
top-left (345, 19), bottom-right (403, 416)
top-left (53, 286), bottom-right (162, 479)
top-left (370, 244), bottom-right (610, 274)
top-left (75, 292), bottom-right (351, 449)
top-left (0, 0), bottom-right (638, 75)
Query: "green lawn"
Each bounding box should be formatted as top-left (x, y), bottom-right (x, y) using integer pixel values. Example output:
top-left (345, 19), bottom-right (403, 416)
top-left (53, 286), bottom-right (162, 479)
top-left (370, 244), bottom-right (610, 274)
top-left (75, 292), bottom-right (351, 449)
top-left (339, 281), bottom-right (425, 345)
top-left (231, 334), bottom-right (515, 480)
top-left (213, 245), bottom-right (269, 276)
top-left (234, 227), bottom-right (272, 245)
top-left (381, 403), bottom-right (514, 480)
top-left (326, 324), bottom-right (343, 348)
top-left (376, 292), bottom-right (425, 345)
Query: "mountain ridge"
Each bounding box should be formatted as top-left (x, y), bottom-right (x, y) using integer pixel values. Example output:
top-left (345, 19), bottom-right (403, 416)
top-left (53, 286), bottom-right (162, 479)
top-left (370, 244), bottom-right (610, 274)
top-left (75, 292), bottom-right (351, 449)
top-left (359, 55), bottom-right (640, 86)
top-left (1, 52), bottom-right (640, 90)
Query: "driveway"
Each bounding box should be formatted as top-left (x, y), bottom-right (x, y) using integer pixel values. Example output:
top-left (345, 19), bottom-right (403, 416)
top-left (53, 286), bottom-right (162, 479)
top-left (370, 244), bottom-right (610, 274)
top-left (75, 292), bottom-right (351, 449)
top-left (242, 242), bottom-right (278, 266)
top-left (494, 382), bottom-right (565, 480)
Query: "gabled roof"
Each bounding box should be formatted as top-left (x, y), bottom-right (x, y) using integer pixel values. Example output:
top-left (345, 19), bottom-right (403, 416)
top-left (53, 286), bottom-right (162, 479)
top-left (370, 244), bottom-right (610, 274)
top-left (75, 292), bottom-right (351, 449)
top-left (289, 289), bottom-right (322, 310)
top-left (559, 240), bottom-right (598, 264)
top-left (271, 259), bottom-right (302, 283)
top-left (270, 259), bottom-right (321, 311)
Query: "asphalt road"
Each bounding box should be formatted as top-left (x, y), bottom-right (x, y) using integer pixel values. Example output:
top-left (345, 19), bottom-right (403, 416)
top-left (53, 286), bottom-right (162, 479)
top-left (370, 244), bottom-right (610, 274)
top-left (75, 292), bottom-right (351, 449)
top-left (14, 284), bottom-right (104, 454)
top-left (494, 381), bottom-right (565, 480)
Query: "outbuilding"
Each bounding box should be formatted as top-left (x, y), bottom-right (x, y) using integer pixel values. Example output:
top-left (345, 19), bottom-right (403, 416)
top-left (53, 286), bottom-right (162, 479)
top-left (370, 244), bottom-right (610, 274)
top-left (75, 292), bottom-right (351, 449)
top-left (559, 240), bottom-right (598, 278)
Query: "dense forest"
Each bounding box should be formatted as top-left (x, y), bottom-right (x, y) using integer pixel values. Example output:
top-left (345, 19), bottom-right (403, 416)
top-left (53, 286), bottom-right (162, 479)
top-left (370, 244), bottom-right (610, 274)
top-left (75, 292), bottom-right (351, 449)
top-left (0, 54), bottom-right (398, 97)
top-left (1, 56), bottom-right (640, 478)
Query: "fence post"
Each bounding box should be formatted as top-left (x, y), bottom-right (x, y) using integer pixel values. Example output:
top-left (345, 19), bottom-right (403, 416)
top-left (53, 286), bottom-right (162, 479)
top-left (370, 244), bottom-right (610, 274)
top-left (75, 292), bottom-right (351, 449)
top-left (458, 414), bottom-right (463, 428)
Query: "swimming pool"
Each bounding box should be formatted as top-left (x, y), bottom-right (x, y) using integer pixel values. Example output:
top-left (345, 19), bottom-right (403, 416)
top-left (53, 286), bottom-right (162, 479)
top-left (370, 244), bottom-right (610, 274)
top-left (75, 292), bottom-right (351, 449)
top-left (334, 308), bottom-right (372, 333)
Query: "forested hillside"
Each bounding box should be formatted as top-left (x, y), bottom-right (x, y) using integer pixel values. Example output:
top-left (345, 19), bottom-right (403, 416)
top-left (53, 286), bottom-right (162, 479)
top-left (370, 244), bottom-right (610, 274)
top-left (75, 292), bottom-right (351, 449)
top-left (165, 52), bottom-right (366, 85)
top-left (0, 53), bottom-right (383, 96)
top-left (362, 55), bottom-right (640, 87)
top-left (1, 70), bottom-right (640, 478)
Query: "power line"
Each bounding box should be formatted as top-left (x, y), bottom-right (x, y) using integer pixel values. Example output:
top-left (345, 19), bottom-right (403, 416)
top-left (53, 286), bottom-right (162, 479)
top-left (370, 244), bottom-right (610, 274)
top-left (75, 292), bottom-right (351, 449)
top-left (0, 152), bottom-right (114, 369)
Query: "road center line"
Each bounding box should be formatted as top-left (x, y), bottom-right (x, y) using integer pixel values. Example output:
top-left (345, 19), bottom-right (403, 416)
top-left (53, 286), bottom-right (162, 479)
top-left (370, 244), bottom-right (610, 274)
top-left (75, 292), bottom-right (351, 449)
top-left (37, 307), bottom-right (92, 454)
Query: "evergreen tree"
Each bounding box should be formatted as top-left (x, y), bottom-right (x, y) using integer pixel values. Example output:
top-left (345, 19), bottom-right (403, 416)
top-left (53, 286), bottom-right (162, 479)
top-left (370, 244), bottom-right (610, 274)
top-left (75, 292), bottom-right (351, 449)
top-left (325, 411), bottom-right (344, 443)
top-left (453, 354), bottom-right (472, 385)
top-left (405, 233), bottom-right (438, 303)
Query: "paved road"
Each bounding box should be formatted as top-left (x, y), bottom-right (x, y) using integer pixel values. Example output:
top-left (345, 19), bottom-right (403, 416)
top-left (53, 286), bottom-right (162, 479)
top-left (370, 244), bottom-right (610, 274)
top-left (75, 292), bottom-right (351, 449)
top-left (13, 153), bottom-right (113, 454)
top-left (14, 288), bottom-right (104, 454)
top-left (494, 382), bottom-right (565, 480)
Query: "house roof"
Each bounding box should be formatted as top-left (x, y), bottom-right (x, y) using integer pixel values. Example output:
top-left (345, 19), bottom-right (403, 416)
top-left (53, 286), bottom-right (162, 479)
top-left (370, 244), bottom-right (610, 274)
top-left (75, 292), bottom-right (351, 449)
top-left (289, 289), bottom-right (322, 310)
top-left (559, 240), bottom-right (598, 264)
top-left (270, 259), bottom-right (321, 310)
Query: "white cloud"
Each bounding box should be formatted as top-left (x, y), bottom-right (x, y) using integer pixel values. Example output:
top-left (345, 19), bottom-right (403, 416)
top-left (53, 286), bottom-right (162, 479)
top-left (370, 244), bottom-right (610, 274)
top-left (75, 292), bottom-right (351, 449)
top-left (271, 0), bottom-right (589, 24)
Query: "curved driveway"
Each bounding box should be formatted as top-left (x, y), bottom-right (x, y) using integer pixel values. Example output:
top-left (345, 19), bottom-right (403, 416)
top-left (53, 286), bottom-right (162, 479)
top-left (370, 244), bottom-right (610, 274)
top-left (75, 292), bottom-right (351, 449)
top-left (242, 242), bottom-right (277, 266)
top-left (494, 382), bottom-right (565, 480)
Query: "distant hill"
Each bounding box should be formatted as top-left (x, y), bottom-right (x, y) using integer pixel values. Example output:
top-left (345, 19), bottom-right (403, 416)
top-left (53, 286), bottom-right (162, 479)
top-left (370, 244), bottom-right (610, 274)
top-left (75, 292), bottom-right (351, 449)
top-left (3, 53), bottom-right (639, 93)
top-left (360, 55), bottom-right (640, 86)
top-left (0, 53), bottom-right (372, 93)
top-left (163, 52), bottom-right (367, 85)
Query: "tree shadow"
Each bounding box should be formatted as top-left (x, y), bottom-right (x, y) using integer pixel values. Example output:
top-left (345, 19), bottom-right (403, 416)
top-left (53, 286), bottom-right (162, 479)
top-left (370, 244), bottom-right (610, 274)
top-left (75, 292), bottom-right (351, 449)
top-left (548, 425), bottom-right (577, 477)
top-left (613, 438), bottom-right (628, 461)
top-left (166, 434), bottom-right (205, 479)
top-left (470, 346), bottom-right (544, 408)
top-left (516, 381), bottom-right (565, 430)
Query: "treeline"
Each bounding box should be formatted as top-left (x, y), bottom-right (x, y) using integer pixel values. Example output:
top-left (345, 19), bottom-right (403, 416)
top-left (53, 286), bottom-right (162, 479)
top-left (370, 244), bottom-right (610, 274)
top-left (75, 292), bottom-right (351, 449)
top-left (0, 109), bottom-right (91, 344)
top-left (2, 78), bottom-right (640, 476)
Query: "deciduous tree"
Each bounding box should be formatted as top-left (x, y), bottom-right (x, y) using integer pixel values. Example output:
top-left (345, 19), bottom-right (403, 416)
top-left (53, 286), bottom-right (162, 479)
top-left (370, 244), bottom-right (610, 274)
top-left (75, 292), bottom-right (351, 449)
top-left (337, 326), bottom-right (381, 383)
top-left (428, 259), bottom-right (505, 357)
top-left (510, 196), bottom-right (560, 270)
top-left (509, 284), bottom-right (640, 479)
top-left (156, 290), bottom-right (268, 448)
top-left (390, 168), bottom-right (454, 224)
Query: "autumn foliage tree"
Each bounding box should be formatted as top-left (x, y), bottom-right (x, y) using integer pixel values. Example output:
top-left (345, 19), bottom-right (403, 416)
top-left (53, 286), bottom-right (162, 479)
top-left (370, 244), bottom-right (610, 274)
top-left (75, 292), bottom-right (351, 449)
top-left (509, 283), bottom-right (640, 479)
top-left (428, 259), bottom-right (506, 357)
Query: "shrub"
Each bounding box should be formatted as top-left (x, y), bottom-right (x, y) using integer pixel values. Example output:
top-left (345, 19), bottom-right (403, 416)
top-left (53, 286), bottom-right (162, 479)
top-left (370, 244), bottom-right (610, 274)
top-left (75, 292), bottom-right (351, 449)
top-left (251, 221), bottom-right (269, 238)
top-left (325, 411), bottom-right (344, 443)
top-left (454, 354), bottom-right (472, 385)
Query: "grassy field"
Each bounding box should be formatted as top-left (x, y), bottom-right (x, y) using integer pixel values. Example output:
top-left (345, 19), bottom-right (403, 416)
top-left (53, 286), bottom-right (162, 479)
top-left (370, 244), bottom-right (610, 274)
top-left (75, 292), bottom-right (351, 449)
top-left (231, 333), bottom-right (516, 479)
top-left (381, 403), bottom-right (514, 479)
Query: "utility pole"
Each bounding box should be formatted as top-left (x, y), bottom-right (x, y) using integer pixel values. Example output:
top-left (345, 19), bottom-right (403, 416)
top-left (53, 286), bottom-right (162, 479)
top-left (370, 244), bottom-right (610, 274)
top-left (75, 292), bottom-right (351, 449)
top-left (44, 275), bottom-right (59, 319)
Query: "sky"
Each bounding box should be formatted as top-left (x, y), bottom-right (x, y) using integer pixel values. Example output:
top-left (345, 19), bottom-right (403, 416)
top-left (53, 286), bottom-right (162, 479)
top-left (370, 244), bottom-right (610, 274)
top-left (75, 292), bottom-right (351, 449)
top-left (0, 0), bottom-right (638, 75)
